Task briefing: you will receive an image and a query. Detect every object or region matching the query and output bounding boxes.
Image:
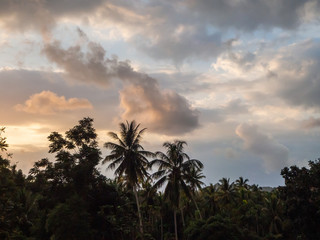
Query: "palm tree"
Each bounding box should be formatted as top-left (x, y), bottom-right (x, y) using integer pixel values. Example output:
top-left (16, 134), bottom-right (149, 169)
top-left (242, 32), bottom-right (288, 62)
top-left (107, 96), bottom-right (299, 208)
top-left (235, 176), bottom-right (249, 189)
top-left (202, 184), bottom-right (218, 217)
top-left (150, 140), bottom-right (203, 240)
top-left (262, 192), bottom-right (283, 236)
top-left (217, 178), bottom-right (235, 205)
top-left (0, 127), bottom-right (8, 152)
top-left (103, 120), bottom-right (153, 236)
top-left (185, 165), bottom-right (205, 219)
top-left (186, 166), bottom-right (205, 193)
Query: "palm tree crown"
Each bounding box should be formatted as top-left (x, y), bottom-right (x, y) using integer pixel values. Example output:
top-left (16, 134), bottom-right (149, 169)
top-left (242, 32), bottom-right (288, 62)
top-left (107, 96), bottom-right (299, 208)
top-left (151, 140), bottom-right (203, 207)
top-left (103, 120), bottom-right (154, 236)
top-left (103, 120), bottom-right (153, 188)
top-left (151, 140), bottom-right (203, 240)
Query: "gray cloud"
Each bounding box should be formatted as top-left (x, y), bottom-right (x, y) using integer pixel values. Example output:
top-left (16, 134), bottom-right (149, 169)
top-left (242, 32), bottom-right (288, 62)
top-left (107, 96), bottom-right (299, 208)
top-left (43, 40), bottom-right (115, 87)
top-left (201, 99), bottom-right (250, 123)
top-left (236, 123), bottom-right (289, 172)
top-left (213, 40), bottom-right (320, 110)
top-left (302, 117), bottom-right (320, 128)
top-left (132, 25), bottom-right (225, 64)
top-left (42, 33), bottom-right (200, 134)
top-left (2, 0), bottom-right (317, 64)
top-left (186, 0), bottom-right (319, 31)
top-left (120, 83), bottom-right (199, 135)
top-left (2, 0), bottom-right (317, 32)
top-left (271, 41), bottom-right (320, 109)
top-left (0, 0), bottom-right (55, 33)
top-left (0, 0), bottom-right (104, 33)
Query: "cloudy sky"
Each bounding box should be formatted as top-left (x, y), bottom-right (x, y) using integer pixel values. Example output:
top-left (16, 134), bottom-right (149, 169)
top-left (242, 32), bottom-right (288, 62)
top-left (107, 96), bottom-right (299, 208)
top-left (1, 0), bottom-right (320, 187)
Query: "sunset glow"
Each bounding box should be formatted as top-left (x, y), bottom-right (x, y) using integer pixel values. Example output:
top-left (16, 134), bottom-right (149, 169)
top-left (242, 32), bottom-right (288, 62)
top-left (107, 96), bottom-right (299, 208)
top-left (1, 0), bottom-right (320, 187)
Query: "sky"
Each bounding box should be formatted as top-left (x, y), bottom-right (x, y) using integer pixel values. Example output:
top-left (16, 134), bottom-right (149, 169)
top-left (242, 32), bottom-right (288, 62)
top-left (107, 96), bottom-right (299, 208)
top-left (1, 0), bottom-right (320, 187)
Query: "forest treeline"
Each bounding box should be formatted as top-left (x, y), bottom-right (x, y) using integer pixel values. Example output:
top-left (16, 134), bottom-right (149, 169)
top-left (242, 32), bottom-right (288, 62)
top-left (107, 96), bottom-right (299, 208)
top-left (0, 118), bottom-right (319, 240)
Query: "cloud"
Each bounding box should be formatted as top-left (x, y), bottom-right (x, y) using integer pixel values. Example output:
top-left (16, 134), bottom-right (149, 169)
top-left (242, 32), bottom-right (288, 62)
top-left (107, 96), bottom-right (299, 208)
top-left (236, 123), bottom-right (289, 172)
top-left (15, 91), bottom-right (92, 115)
top-left (186, 0), bottom-right (319, 31)
top-left (2, 0), bottom-right (318, 33)
top-left (269, 41), bottom-right (320, 109)
top-left (43, 40), bottom-right (116, 87)
top-left (201, 99), bottom-right (249, 123)
top-left (133, 24), bottom-right (224, 64)
top-left (302, 117), bottom-right (320, 128)
top-left (0, 0), bottom-right (104, 33)
top-left (104, 58), bottom-right (200, 135)
top-left (120, 84), bottom-right (199, 135)
top-left (42, 32), bottom-right (200, 134)
top-left (213, 50), bottom-right (257, 75)
top-left (211, 39), bottom-right (320, 111)
top-left (0, 0), bottom-right (55, 34)
top-left (2, 0), bottom-right (318, 64)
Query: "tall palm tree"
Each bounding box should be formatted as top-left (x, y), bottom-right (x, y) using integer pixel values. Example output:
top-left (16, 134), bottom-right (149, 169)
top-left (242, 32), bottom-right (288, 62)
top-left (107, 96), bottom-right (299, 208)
top-left (262, 192), bottom-right (283, 236)
top-left (186, 166), bottom-right (205, 193)
top-left (150, 140), bottom-right (203, 240)
top-left (202, 184), bottom-right (218, 217)
top-left (184, 165), bottom-right (205, 219)
top-left (103, 120), bottom-right (153, 236)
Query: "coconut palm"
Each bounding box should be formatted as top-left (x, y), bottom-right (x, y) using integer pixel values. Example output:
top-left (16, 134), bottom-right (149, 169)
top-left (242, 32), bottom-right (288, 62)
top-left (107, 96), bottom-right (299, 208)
top-left (0, 127), bottom-right (8, 152)
top-left (186, 166), bottom-right (205, 193)
top-left (202, 184), bottom-right (218, 217)
top-left (217, 178), bottom-right (236, 204)
top-left (150, 140), bottom-right (203, 240)
top-left (235, 176), bottom-right (249, 189)
top-left (103, 120), bottom-right (153, 236)
top-left (262, 193), bottom-right (283, 236)
top-left (184, 165), bottom-right (205, 219)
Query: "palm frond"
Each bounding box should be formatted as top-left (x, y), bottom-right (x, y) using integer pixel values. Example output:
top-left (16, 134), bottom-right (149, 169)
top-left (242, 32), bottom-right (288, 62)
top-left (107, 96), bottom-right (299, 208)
top-left (152, 169), bottom-right (166, 179)
top-left (154, 175), bottom-right (168, 190)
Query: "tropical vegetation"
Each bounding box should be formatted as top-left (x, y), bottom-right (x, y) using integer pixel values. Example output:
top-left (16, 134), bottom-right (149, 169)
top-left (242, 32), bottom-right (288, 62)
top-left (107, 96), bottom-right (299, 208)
top-left (0, 118), bottom-right (319, 240)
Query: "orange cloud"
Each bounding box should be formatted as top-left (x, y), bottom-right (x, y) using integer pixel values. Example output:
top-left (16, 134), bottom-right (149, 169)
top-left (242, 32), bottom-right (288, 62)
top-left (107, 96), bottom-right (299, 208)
top-left (15, 91), bottom-right (93, 115)
top-left (120, 84), bottom-right (199, 135)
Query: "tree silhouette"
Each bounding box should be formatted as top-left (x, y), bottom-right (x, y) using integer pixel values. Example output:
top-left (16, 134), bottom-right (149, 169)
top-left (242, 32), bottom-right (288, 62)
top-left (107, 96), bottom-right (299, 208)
top-left (151, 140), bottom-right (203, 240)
top-left (103, 120), bottom-right (153, 236)
top-left (0, 127), bottom-right (8, 152)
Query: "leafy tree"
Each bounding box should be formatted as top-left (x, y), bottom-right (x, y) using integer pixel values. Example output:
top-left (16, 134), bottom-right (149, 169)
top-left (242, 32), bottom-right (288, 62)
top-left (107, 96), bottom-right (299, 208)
top-left (103, 120), bottom-right (153, 236)
top-left (185, 215), bottom-right (245, 240)
top-left (279, 159), bottom-right (320, 239)
top-left (0, 128), bottom-right (34, 239)
top-left (46, 196), bottom-right (92, 240)
top-left (27, 118), bottom-right (124, 239)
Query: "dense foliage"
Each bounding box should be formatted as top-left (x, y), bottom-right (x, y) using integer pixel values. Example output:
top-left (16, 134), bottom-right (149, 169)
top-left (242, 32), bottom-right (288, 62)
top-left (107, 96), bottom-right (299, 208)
top-left (0, 118), bottom-right (319, 240)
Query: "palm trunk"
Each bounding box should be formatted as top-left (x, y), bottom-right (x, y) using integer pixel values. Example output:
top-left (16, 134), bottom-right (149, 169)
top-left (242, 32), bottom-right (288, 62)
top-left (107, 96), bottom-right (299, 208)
top-left (174, 209), bottom-right (178, 240)
top-left (160, 215), bottom-right (163, 240)
top-left (191, 193), bottom-right (203, 220)
top-left (180, 207), bottom-right (185, 226)
top-left (133, 186), bottom-right (144, 237)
